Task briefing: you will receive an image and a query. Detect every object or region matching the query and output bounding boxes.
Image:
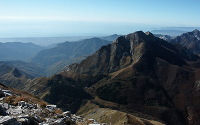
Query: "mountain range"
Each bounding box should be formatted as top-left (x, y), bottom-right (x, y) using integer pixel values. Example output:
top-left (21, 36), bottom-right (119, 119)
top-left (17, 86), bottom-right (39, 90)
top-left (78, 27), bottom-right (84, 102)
top-left (29, 37), bottom-right (112, 67)
top-left (20, 30), bottom-right (200, 124)
top-left (0, 36), bottom-right (117, 77)
top-left (98, 34), bottom-right (122, 41)
top-left (0, 42), bottom-right (45, 61)
top-left (168, 29), bottom-right (200, 55)
top-left (2, 30), bottom-right (200, 124)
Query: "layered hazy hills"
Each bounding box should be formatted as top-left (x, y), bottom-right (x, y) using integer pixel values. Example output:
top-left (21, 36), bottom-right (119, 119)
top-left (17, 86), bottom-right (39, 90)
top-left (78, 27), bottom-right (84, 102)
top-left (29, 37), bottom-right (112, 67)
top-left (20, 30), bottom-right (200, 124)
top-left (168, 29), bottom-right (200, 54)
top-left (98, 34), bottom-right (122, 41)
top-left (0, 42), bottom-right (45, 61)
top-left (0, 37), bottom-right (115, 78)
top-left (151, 29), bottom-right (187, 36)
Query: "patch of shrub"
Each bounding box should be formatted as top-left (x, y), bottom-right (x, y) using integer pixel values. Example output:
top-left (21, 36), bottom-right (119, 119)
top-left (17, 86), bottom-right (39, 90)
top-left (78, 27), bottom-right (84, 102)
top-left (131, 77), bottom-right (138, 88)
top-left (38, 101), bottom-right (47, 109)
top-left (96, 82), bottom-right (121, 102)
top-left (85, 74), bottom-right (107, 87)
top-left (3, 95), bottom-right (16, 104)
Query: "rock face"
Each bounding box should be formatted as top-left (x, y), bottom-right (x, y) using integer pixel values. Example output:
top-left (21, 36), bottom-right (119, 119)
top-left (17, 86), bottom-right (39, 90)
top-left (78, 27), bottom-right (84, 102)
top-left (168, 29), bottom-right (200, 54)
top-left (63, 31), bottom-right (200, 124)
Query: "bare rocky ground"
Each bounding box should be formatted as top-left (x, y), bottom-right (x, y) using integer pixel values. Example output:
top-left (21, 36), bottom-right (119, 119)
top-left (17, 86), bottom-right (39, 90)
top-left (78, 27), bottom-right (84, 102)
top-left (0, 85), bottom-right (103, 125)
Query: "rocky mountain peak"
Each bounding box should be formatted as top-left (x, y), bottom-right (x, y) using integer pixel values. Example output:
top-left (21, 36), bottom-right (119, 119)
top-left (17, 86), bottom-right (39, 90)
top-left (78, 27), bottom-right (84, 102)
top-left (112, 31), bottom-right (157, 59)
top-left (113, 31), bottom-right (155, 45)
top-left (192, 29), bottom-right (200, 35)
top-left (125, 31), bottom-right (149, 41)
top-left (12, 68), bottom-right (22, 77)
top-left (145, 31), bottom-right (155, 38)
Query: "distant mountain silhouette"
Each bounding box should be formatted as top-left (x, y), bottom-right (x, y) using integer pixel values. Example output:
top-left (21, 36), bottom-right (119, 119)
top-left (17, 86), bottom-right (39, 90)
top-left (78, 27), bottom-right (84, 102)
top-left (0, 36), bottom-right (118, 77)
top-left (0, 42), bottom-right (44, 61)
top-left (98, 34), bottom-right (122, 41)
top-left (29, 38), bottom-right (112, 67)
top-left (151, 30), bottom-right (188, 36)
top-left (168, 29), bottom-right (200, 54)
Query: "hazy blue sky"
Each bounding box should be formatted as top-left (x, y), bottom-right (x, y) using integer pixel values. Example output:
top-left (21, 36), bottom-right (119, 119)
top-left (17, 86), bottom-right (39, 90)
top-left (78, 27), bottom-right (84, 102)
top-left (0, 0), bottom-right (199, 37)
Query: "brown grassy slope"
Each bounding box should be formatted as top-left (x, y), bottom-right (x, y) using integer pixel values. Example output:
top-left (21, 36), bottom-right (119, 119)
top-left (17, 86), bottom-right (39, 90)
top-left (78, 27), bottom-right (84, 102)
top-left (76, 101), bottom-right (165, 125)
top-left (0, 83), bottom-right (47, 106)
top-left (21, 74), bottom-right (93, 113)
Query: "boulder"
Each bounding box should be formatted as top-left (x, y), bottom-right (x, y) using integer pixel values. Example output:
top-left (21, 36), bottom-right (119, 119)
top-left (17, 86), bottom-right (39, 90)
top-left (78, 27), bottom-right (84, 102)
top-left (17, 115), bottom-right (38, 125)
top-left (46, 105), bottom-right (56, 112)
top-left (63, 111), bottom-right (71, 118)
top-left (18, 101), bottom-right (26, 107)
top-left (0, 116), bottom-right (20, 125)
top-left (54, 117), bottom-right (67, 125)
top-left (32, 114), bottom-right (42, 123)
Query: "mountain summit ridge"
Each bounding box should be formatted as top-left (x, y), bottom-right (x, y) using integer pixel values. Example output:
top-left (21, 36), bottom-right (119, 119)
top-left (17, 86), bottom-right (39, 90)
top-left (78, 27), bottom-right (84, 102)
top-left (67, 31), bottom-right (195, 75)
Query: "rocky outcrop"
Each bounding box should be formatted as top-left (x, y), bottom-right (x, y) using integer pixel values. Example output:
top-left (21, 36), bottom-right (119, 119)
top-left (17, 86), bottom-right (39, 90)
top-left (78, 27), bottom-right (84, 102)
top-left (0, 86), bottom-right (102, 125)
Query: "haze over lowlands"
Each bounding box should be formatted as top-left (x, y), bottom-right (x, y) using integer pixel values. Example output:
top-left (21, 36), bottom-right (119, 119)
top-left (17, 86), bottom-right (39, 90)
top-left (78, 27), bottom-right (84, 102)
top-left (0, 0), bottom-right (200, 125)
